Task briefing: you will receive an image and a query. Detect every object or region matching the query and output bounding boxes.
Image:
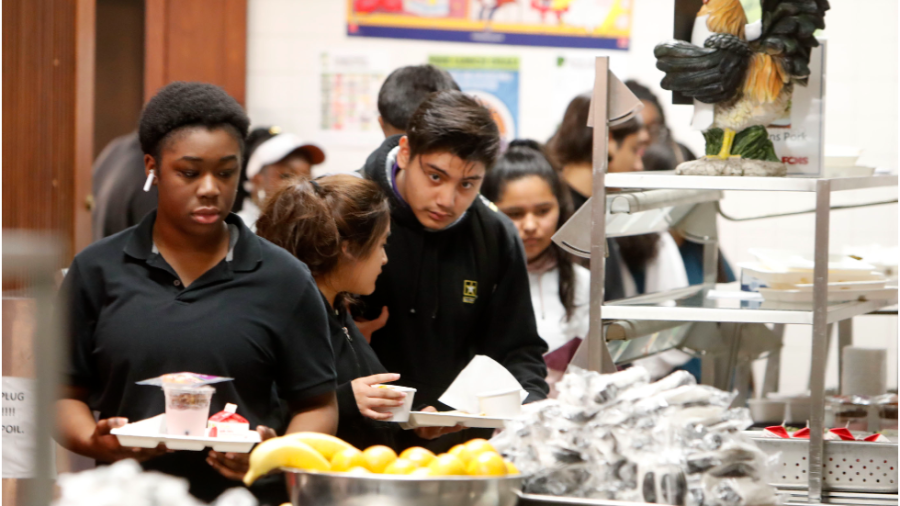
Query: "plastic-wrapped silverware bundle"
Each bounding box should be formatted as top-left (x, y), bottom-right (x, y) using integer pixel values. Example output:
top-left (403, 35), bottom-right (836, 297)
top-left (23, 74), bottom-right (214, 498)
top-left (492, 367), bottom-right (779, 506)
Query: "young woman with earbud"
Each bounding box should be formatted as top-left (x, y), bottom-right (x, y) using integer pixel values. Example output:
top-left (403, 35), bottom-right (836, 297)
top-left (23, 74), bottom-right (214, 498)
top-left (58, 82), bottom-right (337, 504)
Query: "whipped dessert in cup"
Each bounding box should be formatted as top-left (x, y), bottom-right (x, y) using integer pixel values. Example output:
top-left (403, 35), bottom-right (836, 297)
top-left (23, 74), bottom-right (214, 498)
top-left (164, 385), bottom-right (215, 436)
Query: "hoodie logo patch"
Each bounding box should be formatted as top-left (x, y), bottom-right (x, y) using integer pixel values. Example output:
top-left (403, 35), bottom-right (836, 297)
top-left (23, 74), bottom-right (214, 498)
top-left (463, 280), bottom-right (478, 304)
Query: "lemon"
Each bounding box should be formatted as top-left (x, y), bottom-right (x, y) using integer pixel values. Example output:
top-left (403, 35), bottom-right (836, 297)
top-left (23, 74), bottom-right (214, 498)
top-left (458, 439), bottom-right (497, 464)
top-left (362, 445), bottom-right (398, 474)
top-left (399, 447), bottom-right (436, 468)
top-left (427, 454), bottom-right (467, 476)
top-left (384, 458), bottom-right (419, 475)
top-left (448, 444), bottom-right (466, 459)
top-left (505, 461), bottom-right (520, 475)
top-left (330, 447), bottom-right (365, 472)
top-left (410, 467), bottom-right (436, 477)
top-left (466, 451), bottom-right (507, 476)
top-left (347, 466), bottom-right (371, 475)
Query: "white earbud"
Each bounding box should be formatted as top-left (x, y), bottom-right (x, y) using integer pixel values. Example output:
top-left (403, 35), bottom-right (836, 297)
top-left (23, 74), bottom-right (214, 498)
top-left (143, 170), bottom-right (157, 192)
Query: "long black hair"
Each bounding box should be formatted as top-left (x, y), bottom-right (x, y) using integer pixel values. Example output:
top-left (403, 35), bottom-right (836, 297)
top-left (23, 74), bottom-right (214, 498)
top-left (482, 139), bottom-right (578, 320)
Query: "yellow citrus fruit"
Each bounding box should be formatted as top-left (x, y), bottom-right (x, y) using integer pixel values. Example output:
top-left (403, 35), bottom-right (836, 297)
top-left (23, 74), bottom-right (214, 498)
top-left (399, 447), bottom-right (436, 468)
top-left (362, 445), bottom-right (398, 474)
top-left (384, 458), bottom-right (419, 475)
top-left (466, 452), bottom-right (507, 476)
top-left (330, 447), bottom-right (365, 472)
top-left (505, 461), bottom-right (520, 475)
top-left (347, 466), bottom-right (371, 474)
top-left (448, 444), bottom-right (466, 459)
top-left (410, 467), bottom-right (436, 477)
top-left (427, 454), bottom-right (467, 476)
top-left (458, 439), bottom-right (497, 464)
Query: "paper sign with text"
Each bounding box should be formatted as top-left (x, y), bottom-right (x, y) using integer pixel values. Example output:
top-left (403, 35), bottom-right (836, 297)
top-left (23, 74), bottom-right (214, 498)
top-left (768, 44), bottom-right (825, 176)
top-left (3, 376), bottom-right (37, 478)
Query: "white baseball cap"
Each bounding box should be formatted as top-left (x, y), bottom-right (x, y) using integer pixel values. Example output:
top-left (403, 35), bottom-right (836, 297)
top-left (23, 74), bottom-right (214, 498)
top-left (245, 133), bottom-right (325, 180)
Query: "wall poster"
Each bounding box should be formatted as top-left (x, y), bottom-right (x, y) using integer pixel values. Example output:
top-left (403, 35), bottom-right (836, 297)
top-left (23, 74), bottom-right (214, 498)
top-left (430, 55), bottom-right (520, 145)
top-left (349, 0), bottom-right (632, 50)
top-left (318, 50), bottom-right (390, 146)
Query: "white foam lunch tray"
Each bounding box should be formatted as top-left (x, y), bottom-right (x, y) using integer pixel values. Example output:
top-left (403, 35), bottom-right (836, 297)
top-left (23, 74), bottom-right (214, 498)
top-left (111, 414), bottom-right (261, 453)
top-left (758, 286), bottom-right (897, 303)
top-left (398, 411), bottom-right (509, 430)
top-left (739, 262), bottom-right (885, 287)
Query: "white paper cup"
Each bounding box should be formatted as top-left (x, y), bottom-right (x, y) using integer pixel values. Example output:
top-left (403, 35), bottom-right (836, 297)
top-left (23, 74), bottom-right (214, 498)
top-left (477, 388), bottom-right (522, 418)
top-left (163, 385), bottom-right (215, 436)
top-left (748, 399), bottom-right (786, 423)
top-left (377, 385), bottom-right (416, 422)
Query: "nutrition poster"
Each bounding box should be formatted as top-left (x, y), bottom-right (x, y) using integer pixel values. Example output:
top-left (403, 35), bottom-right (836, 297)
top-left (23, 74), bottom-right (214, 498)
top-left (2, 376), bottom-right (49, 478)
top-left (347, 0), bottom-right (632, 50)
top-left (429, 55), bottom-right (520, 144)
top-left (319, 51), bottom-right (389, 146)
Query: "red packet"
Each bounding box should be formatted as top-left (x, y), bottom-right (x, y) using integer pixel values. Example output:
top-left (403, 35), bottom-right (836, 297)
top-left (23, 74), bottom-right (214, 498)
top-left (763, 425), bottom-right (790, 438)
top-left (208, 403), bottom-right (249, 437)
top-left (791, 427), bottom-right (810, 439)
top-left (828, 428), bottom-right (856, 441)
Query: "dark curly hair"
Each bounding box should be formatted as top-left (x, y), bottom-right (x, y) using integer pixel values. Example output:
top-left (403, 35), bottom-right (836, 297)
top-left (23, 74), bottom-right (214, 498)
top-left (138, 81), bottom-right (250, 162)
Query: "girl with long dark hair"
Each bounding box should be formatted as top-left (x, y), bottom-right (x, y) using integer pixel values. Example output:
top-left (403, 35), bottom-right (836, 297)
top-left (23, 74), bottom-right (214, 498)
top-left (481, 140), bottom-right (589, 391)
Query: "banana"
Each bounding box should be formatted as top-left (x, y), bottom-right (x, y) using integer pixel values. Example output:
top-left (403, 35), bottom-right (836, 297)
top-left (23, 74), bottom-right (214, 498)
top-left (244, 437), bottom-right (331, 486)
top-left (281, 432), bottom-right (357, 460)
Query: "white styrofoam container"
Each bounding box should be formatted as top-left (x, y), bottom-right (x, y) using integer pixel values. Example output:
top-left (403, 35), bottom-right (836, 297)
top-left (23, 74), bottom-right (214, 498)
top-left (477, 388), bottom-right (522, 418)
top-left (111, 414), bottom-right (260, 453)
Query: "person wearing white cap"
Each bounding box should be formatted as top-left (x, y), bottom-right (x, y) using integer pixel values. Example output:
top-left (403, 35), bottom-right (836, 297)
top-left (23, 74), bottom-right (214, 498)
top-left (238, 126), bottom-right (325, 230)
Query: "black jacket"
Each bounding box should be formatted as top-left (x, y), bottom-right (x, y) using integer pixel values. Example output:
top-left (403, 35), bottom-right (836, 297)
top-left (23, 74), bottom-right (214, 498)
top-left (326, 296), bottom-right (400, 451)
top-left (92, 132), bottom-right (158, 241)
top-left (360, 136), bottom-right (549, 419)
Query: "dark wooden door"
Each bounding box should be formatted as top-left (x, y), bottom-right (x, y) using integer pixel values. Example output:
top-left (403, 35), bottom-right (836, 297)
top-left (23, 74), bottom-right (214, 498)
top-left (144, 0), bottom-right (247, 106)
top-left (2, 0), bottom-right (95, 277)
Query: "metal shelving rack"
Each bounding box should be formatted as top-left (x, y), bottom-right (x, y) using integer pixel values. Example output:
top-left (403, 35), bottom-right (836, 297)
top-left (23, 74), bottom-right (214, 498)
top-left (577, 57), bottom-right (899, 504)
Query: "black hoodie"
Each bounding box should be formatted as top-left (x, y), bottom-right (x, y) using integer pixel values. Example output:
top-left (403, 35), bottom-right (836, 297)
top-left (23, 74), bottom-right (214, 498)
top-left (360, 135), bottom-right (549, 423)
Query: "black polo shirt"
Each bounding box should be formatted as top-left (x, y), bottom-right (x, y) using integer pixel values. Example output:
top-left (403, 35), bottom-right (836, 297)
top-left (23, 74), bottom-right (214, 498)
top-left (62, 211), bottom-right (336, 503)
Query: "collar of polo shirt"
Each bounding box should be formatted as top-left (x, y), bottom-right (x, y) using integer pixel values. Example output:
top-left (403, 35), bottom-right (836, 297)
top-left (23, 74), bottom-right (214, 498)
top-left (123, 211), bottom-right (262, 272)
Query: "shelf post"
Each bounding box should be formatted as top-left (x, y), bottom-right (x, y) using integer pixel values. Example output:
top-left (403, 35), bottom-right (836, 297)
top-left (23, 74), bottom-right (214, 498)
top-left (761, 324), bottom-right (785, 396)
top-left (837, 319), bottom-right (853, 393)
top-left (808, 179), bottom-right (831, 502)
top-left (587, 56), bottom-right (616, 374)
top-left (702, 235), bottom-right (718, 286)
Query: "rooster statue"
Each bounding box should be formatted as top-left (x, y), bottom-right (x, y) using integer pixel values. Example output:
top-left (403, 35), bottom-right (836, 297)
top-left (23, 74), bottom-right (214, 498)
top-left (654, 0), bottom-right (829, 176)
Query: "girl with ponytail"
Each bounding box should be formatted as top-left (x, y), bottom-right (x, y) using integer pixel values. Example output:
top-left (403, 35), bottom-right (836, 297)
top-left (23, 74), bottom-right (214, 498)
top-left (256, 175), bottom-right (460, 450)
top-left (481, 141), bottom-right (590, 397)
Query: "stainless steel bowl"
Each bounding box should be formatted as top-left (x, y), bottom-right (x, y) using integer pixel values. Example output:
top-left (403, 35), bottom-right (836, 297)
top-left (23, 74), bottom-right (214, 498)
top-left (283, 469), bottom-right (524, 506)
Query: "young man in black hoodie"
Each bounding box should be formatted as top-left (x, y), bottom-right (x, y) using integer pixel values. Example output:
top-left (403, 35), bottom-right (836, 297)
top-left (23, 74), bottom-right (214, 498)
top-left (360, 90), bottom-right (549, 452)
